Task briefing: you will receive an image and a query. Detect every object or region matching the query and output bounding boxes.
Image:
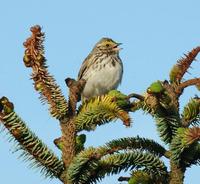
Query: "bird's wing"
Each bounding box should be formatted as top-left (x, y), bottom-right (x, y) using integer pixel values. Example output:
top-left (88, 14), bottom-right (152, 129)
top-left (77, 53), bottom-right (93, 80)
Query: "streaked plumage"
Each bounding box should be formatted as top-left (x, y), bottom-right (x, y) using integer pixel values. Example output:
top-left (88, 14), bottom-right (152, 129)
top-left (78, 38), bottom-right (123, 100)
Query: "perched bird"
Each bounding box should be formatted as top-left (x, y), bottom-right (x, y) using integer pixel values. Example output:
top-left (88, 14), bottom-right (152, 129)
top-left (78, 38), bottom-right (123, 100)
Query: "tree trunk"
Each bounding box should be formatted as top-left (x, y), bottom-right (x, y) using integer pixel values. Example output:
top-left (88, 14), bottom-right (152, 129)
top-left (61, 119), bottom-right (76, 167)
top-left (169, 161), bottom-right (185, 184)
top-left (59, 78), bottom-right (85, 183)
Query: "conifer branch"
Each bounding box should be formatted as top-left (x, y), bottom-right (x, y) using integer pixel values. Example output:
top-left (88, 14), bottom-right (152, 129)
top-left (129, 100), bottom-right (143, 112)
top-left (171, 128), bottom-right (188, 164)
top-left (66, 147), bottom-right (100, 183)
top-left (127, 93), bottom-right (145, 101)
top-left (142, 80), bottom-right (184, 145)
top-left (105, 136), bottom-right (167, 157)
top-left (169, 161), bottom-right (185, 184)
top-left (2, 24), bottom-right (200, 184)
top-left (60, 78), bottom-right (85, 171)
top-left (143, 89), bottom-right (181, 144)
top-left (155, 115), bottom-right (180, 144)
top-left (54, 134), bottom-right (86, 154)
top-left (118, 176), bottom-right (130, 181)
top-left (75, 94), bottom-right (131, 132)
top-left (182, 97), bottom-right (200, 127)
top-left (171, 127), bottom-right (200, 165)
top-left (67, 137), bottom-right (168, 183)
top-left (108, 90), bottom-right (144, 112)
top-left (191, 143), bottom-right (200, 165)
top-left (176, 78), bottom-right (200, 96)
top-left (185, 127), bottom-right (200, 144)
top-left (178, 143), bottom-right (200, 168)
top-left (68, 151), bottom-right (168, 184)
top-left (169, 46), bottom-right (200, 83)
top-left (0, 97), bottom-right (64, 179)
top-left (128, 170), bottom-right (155, 184)
top-left (23, 25), bottom-right (68, 119)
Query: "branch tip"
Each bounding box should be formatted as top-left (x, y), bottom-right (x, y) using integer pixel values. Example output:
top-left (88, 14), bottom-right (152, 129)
top-left (170, 46), bottom-right (200, 83)
top-left (118, 176), bottom-right (130, 181)
top-left (127, 93), bottom-right (144, 101)
top-left (176, 78), bottom-right (200, 95)
top-left (30, 25), bottom-right (42, 33)
top-left (23, 25), bottom-right (68, 119)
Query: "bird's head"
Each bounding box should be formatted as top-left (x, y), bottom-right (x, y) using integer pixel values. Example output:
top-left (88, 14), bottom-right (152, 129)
top-left (94, 38), bottom-right (122, 54)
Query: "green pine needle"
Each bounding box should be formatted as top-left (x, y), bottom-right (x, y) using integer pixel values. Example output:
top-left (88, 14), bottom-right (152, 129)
top-left (169, 47), bottom-right (200, 83)
top-left (0, 111), bottom-right (64, 178)
top-left (68, 151), bottom-right (168, 184)
top-left (129, 170), bottom-right (154, 184)
top-left (106, 136), bottom-right (167, 157)
top-left (171, 127), bottom-right (200, 165)
top-left (182, 98), bottom-right (200, 126)
top-left (76, 95), bottom-right (131, 132)
top-left (155, 115), bottom-right (180, 144)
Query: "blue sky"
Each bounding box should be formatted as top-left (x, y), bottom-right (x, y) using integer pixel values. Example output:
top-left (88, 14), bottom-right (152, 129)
top-left (0, 0), bottom-right (200, 183)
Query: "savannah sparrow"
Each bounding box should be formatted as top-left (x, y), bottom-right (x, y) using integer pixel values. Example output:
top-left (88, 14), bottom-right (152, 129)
top-left (78, 38), bottom-right (123, 100)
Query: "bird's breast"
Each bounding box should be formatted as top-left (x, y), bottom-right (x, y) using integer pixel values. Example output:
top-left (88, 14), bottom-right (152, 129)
top-left (82, 55), bottom-right (123, 99)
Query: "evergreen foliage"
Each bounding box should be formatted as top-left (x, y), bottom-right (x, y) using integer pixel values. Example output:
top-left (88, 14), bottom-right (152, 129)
top-left (0, 25), bottom-right (199, 184)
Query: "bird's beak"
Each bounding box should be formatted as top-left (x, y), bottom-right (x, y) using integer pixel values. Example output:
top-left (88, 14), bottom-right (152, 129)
top-left (113, 43), bottom-right (123, 51)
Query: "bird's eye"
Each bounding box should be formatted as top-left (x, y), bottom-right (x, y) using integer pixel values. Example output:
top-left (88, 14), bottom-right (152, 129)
top-left (106, 44), bottom-right (110, 47)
